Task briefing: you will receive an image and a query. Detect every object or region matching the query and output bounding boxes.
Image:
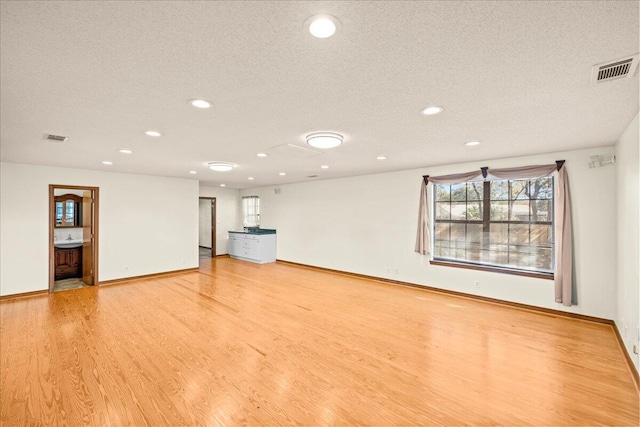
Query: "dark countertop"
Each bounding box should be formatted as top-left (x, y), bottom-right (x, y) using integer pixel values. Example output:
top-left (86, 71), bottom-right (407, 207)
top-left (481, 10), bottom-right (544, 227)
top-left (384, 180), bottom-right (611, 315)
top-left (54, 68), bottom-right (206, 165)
top-left (229, 228), bottom-right (276, 235)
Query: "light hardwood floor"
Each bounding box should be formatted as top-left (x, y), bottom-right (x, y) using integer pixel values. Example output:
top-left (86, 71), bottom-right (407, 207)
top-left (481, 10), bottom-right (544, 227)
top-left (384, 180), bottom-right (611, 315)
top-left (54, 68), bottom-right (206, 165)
top-left (1, 257), bottom-right (638, 426)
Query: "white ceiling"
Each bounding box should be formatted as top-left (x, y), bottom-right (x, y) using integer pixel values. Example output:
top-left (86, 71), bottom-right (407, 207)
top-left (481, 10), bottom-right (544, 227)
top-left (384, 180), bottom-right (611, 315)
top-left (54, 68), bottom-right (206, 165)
top-left (1, 1), bottom-right (638, 189)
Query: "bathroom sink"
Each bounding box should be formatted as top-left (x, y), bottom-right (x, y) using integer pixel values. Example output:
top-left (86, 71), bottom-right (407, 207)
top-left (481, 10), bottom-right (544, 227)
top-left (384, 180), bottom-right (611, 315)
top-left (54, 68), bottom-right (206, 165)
top-left (54, 241), bottom-right (83, 249)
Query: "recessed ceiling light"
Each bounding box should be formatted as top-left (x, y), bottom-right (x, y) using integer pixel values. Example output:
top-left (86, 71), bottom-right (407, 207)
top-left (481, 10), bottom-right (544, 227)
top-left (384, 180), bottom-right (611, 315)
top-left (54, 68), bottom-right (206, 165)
top-left (189, 170), bottom-right (197, 174)
top-left (207, 162), bottom-right (235, 172)
top-left (256, 153), bottom-right (268, 157)
top-left (279, 172), bottom-right (286, 176)
top-left (189, 99), bottom-right (212, 109)
top-left (320, 165), bottom-right (329, 169)
top-left (376, 155), bottom-right (387, 160)
top-left (420, 106), bottom-right (444, 116)
top-left (248, 177), bottom-right (255, 180)
top-left (465, 141), bottom-right (481, 146)
top-left (307, 15), bottom-right (339, 38)
top-left (119, 149), bottom-right (133, 154)
top-left (306, 132), bottom-right (343, 149)
top-left (220, 184), bottom-right (226, 187)
top-left (145, 130), bottom-right (162, 137)
top-left (102, 161), bottom-right (113, 165)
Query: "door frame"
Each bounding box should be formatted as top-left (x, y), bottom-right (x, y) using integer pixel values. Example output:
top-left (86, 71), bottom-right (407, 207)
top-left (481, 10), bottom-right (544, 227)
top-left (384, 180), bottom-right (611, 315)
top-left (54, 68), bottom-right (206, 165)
top-left (199, 197), bottom-right (216, 257)
top-left (49, 185), bottom-right (99, 293)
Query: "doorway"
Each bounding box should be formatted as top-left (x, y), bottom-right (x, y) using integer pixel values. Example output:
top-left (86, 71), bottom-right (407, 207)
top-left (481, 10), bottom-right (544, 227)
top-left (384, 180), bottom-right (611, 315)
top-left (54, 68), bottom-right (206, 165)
top-left (199, 197), bottom-right (216, 258)
top-left (49, 185), bottom-right (99, 292)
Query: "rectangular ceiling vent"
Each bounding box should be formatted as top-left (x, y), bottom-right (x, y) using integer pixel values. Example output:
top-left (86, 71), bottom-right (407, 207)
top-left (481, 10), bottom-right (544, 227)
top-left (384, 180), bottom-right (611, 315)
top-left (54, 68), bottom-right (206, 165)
top-left (270, 143), bottom-right (321, 158)
top-left (591, 54), bottom-right (639, 85)
top-left (45, 134), bottom-right (68, 142)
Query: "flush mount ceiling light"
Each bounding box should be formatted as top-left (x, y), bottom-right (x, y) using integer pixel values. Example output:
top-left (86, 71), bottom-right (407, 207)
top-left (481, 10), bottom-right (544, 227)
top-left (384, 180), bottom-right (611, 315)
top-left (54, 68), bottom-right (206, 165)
top-left (119, 149), bottom-right (133, 154)
top-left (306, 132), bottom-right (343, 149)
top-left (145, 130), bottom-right (162, 137)
top-left (189, 99), bottom-right (212, 109)
top-left (420, 106), bottom-right (444, 116)
top-left (320, 165), bottom-right (329, 169)
top-left (189, 170), bottom-right (197, 174)
top-left (248, 177), bottom-right (255, 180)
top-left (220, 184), bottom-right (226, 187)
top-left (465, 141), bottom-right (481, 146)
top-left (207, 162), bottom-right (235, 172)
top-left (102, 160), bottom-right (113, 165)
top-left (279, 172), bottom-right (286, 176)
top-left (376, 155), bottom-right (387, 160)
top-left (305, 14), bottom-right (340, 39)
top-left (256, 153), bottom-right (268, 157)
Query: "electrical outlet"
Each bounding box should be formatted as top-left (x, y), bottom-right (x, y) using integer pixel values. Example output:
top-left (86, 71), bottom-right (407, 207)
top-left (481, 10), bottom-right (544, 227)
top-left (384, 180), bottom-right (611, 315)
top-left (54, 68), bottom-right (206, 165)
top-left (633, 344), bottom-right (638, 355)
top-left (475, 281), bottom-right (480, 288)
top-left (124, 266), bottom-right (128, 271)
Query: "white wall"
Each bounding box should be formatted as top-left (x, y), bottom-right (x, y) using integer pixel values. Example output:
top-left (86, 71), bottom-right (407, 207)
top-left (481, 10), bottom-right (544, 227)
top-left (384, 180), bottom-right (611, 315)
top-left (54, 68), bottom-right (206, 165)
top-left (0, 162), bottom-right (199, 296)
top-left (198, 185), bottom-right (242, 255)
top-left (241, 147), bottom-right (618, 320)
top-left (198, 199), bottom-right (212, 248)
top-left (615, 113), bottom-right (639, 371)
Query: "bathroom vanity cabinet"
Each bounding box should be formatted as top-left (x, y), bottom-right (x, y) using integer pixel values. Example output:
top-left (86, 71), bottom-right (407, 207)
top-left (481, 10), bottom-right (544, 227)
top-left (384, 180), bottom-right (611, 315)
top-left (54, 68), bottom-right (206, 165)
top-left (54, 247), bottom-right (82, 280)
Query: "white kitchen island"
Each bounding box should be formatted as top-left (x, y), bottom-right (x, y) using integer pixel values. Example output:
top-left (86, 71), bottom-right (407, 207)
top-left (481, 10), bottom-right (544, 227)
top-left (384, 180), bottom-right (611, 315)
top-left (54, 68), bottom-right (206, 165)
top-left (228, 229), bottom-right (276, 264)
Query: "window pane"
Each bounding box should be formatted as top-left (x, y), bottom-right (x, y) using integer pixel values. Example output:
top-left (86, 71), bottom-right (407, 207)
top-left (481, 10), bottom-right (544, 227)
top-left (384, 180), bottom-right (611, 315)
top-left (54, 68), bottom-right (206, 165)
top-left (450, 202), bottom-right (466, 220)
top-left (466, 248), bottom-right (482, 262)
top-left (510, 200), bottom-right (530, 221)
top-left (490, 223), bottom-right (508, 244)
top-left (531, 177), bottom-right (553, 199)
top-left (450, 224), bottom-right (465, 242)
top-left (509, 224), bottom-right (529, 245)
top-left (435, 185), bottom-right (450, 201)
top-left (491, 181), bottom-right (508, 200)
top-left (532, 248), bottom-right (553, 271)
top-left (466, 201), bottom-right (482, 220)
top-left (510, 180), bottom-right (529, 200)
top-left (489, 250), bottom-right (509, 266)
top-left (451, 183), bottom-right (466, 201)
top-left (510, 250), bottom-right (533, 269)
top-left (435, 223), bottom-right (450, 241)
top-left (531, 224), bottom-right (552, 246)
top-left (435, 202), bottom-right (451, 220)
top-left (491, 201), bottom-right (509, 221)
top-left (467, 224), bottom-right (482, 244)
top-left (467, 182), bottom-right (483, 200)
top-left (532, 200), bottom-right (550, 222)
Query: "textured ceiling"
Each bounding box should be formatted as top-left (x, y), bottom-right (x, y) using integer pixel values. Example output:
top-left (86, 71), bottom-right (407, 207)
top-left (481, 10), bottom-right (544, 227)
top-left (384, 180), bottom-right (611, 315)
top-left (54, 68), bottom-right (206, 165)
top-left (1, 1), bottom-right (638, 189)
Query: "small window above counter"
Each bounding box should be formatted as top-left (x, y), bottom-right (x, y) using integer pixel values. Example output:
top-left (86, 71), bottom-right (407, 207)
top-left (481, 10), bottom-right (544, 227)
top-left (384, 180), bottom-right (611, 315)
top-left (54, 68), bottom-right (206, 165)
top-left (54, 194), bottom-right (82, 227)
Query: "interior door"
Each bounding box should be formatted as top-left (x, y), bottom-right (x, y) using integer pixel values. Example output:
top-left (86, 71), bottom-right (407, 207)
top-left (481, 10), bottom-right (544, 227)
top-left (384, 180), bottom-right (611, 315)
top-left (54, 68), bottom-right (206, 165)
top-left (82, 190), bottom-right (94, 285)
top-left (210, 199), bottom-right (216, 257)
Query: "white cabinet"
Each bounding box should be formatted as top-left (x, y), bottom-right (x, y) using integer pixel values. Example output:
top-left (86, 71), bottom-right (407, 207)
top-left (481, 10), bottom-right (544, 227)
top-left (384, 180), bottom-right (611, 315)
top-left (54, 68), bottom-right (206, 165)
top-left (228, 232), bottom-right (276, 264)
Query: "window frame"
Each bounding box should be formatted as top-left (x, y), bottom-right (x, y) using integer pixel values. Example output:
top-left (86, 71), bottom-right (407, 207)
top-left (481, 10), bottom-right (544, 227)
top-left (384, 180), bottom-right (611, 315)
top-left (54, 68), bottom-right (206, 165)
top-left (430, 178), bottom-right (555, 280)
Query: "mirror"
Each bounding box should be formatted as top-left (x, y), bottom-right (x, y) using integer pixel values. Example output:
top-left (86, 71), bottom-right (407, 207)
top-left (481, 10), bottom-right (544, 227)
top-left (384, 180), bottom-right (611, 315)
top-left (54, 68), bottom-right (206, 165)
top-left (54, 194), bottom-right (82, 227)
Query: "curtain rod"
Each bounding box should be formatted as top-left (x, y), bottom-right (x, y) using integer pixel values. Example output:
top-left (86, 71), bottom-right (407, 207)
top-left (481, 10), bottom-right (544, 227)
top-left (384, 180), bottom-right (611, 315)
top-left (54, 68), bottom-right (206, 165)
top-left (422, 160), bottom-right (566, 184)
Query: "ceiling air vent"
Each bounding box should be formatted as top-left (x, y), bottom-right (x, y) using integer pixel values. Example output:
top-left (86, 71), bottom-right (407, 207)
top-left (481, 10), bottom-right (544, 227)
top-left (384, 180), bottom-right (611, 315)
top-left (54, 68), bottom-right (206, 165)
top-left (45, 134), bottom-right (68, 142)
top-left (591, 54), bottom-right (639, 85)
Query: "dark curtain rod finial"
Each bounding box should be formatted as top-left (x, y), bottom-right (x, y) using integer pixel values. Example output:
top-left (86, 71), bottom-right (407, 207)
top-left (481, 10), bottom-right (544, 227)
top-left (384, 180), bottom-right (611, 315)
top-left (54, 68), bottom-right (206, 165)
top-left (556, 160), bottom-right (565, 171)
top-left (423, 175), bottom-right (429, 185)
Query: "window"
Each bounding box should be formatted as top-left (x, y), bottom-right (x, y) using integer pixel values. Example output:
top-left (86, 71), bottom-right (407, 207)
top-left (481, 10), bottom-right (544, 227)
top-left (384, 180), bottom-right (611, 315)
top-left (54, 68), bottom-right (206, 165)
top-left (433, 177), bottom-right (554, 275)
top-left (242, 196), bottom-right (260, 227)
